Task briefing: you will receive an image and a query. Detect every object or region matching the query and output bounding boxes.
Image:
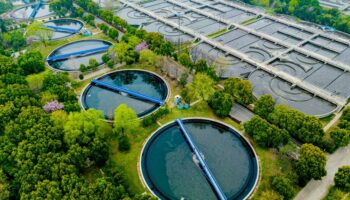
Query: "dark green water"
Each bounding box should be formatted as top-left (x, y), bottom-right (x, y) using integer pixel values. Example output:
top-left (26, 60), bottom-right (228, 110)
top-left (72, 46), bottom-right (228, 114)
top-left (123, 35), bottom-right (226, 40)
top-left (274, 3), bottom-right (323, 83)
top-left (82, 70), bottom-right (168, 120)
top-left (142, 119), bottom-right (258, 200)
top-left (48, 40), bottom-right (111, 71)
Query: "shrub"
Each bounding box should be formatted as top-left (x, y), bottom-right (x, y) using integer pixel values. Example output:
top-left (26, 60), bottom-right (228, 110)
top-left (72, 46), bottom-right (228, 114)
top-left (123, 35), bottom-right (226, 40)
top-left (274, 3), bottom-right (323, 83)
top-left (178, 73), bottom-right (188, 87)
top-left (118, 135), bottom-right (130, 152)
top-left (208, 91), bottom-right (234, 117)
top-left (271, 176), bottom-right (296, 200)
top-left (142, 106), bottom-right (170, 127)
top-left (79, 74), bottom-right (84, 80)
top-left (178, 53), bottom-right (192, 68)
top-left (80, 64), bottom-right (87, 72)
top-left (102, 53), bottom-right (110, 63)
top-left (107, 60), bottom-right (114, 68)
top-left (334, 166), bottom-right (350, 192)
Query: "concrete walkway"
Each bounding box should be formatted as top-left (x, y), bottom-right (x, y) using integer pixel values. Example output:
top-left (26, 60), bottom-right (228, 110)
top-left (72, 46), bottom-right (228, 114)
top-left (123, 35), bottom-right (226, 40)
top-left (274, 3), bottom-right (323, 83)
top-left (324, 111), bottom-right (343, 132)
top-left (294, 144), bottom-right (350, 200)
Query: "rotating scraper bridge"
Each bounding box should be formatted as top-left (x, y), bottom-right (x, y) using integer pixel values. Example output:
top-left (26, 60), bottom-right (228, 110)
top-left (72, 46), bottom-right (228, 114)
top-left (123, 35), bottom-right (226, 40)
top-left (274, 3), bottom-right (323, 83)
top-left (175, 119), bottom-right (227, 200)
top-left (90, 79), bottom-right (165, 105)
top-left (116, 0), bottom-right (350, 117)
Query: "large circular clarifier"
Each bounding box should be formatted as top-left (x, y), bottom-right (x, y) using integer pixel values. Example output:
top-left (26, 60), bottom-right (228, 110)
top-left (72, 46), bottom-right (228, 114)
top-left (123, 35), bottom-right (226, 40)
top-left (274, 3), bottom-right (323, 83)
top-left (141, 118), bottom-right (259, 200)
top-left (47, 39), bottom-right (112, 71)
top-left (44, 19), bottom-right (84, 40)
top-left (81, 70), bottom-right (169, 120)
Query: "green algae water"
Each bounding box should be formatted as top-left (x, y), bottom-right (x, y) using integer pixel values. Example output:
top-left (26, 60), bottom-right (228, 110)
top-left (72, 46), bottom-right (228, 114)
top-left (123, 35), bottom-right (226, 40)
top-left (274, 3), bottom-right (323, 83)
top-left (141, 119), bottom-right (258, 200)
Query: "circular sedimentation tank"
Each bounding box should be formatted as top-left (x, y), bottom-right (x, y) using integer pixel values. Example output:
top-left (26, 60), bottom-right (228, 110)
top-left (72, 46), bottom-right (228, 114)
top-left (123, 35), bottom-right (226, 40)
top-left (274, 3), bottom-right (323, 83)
top-left (81, 69), bottom-right (169, 120)
top-left (44, 19), bottom-right (84, 40)
top-left (47, 39), bottom-right (112, 71)
top-left (141, 118), bottom-right (259, 200)
top-left (11, 3), bottom-right (52, 20)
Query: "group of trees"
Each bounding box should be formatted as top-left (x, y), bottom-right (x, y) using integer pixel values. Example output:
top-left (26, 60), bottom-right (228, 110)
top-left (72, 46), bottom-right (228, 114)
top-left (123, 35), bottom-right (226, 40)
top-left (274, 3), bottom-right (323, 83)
top-left (326, 107), bottom-right (350, 150)
top-left (253, 94), bottom-right (326, 147)
top-left (242, 0), bottom-right (350, 33)
top-left (1, 30), bottom-right (26, 51)
top-left (244, 94), bottom-right (331, 197)
top-left (0, 33), bottom-right (155, 199)
top-left (79, 58), bottom-right (99, 72)
top-left (98, 23), bottom-right (119, 40)
top-left (244, 115), bottom-right (289, 148)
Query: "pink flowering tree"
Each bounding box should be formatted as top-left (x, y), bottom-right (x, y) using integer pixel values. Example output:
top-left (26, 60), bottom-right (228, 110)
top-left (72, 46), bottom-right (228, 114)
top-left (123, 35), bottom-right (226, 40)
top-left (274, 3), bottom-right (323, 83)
top-left (134, 41), bottom-right (149, 52)
top-left (43, 100), bottom-right (64, 113)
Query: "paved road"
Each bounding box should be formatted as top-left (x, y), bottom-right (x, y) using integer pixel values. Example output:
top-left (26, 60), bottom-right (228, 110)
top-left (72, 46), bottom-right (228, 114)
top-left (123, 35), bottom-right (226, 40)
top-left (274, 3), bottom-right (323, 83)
top-left (294, 144), bottom-right (350, 200)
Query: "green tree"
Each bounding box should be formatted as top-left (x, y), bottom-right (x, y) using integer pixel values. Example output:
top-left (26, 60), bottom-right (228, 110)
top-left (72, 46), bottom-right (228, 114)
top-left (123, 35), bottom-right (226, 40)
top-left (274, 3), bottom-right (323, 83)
top-left (330, 128), bottom-right (350, 148)
top-left (296, 144), bottom-right (327, 183)
top-left (194, 59), bottom-right (208, 72)
top-left (139, 49), bottom-right (157, 66)
top-left (208, 91), bottom-right (234, 117)
top-left (185, 73), bottom-right (215, 101)
top-left (254, 94), bottom-right (275, 119)
top-left (334, 166), bottom-right (350, 192)
top-left (224, 78), bottom-right (254, 105)
top-left (158, 41), bottom-right (174, 56)
top-left (110, 42), bottom-right (135, 64)
top-left (178, 52), bottom-right (192, 68)
top-left (63, 109), bottom-right (110, 166)
top-left (2, 30), bottom-right (26, 51)
top-left (17, 51), bottom-right (45, 75)
top-left (108, 28), bottom-right (119, 40)
top-left (113, 104), bottom-right (140, 136)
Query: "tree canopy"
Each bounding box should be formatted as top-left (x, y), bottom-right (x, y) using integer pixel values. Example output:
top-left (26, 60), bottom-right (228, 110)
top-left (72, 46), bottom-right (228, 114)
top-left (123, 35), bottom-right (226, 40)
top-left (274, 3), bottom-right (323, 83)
top-left (224, 78), bottom-right (254, 105)
top-left (17, 51), bottom-right (45, 75)
top-left (113, 104), bottom-right (140, 136)
top-left (268, 105), bottom-right (324, 145)
top-left (334, 166), bottom-right (350, 192)
top-left (254, 94), bottom-right (275, 119)
top-left (208, 91), bottom-right (234, 117)
top-left (296, 144), bottom-right (327, 183)
top-left (244, 115), bottom-right (289, 148)
top-left (184, 73), bottom-right (215, 101)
